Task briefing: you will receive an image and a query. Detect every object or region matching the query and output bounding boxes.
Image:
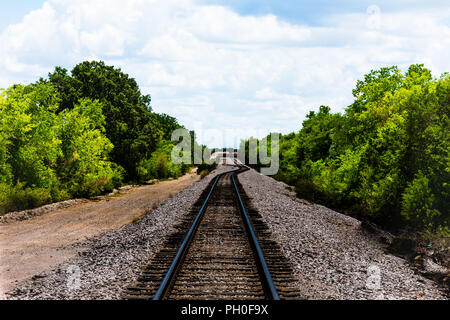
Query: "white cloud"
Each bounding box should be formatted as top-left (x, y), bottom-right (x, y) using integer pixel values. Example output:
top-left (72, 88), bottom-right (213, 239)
top-left (0, 1), bottom-right (449, 147)
top-left (186, 6), bottom-right (311, 44)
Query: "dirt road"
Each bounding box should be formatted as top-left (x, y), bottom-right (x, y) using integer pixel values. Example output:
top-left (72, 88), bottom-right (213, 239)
top-left (0, 172), bottom-right (200, 297)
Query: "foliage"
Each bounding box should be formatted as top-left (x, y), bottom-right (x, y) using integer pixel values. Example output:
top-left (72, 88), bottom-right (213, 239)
top-left (199, 170), bottom-right (210, 179)
top-left (0, 83), bottom-right (62, 191)
top-left (47, 61), bottom-right (163, 180)
top-left (57, 98), bottom-right (123, 197)
top-left (243, 64), bottom-right (449, 234)
top-left (154, 113), bottom-right (184, 141)
top-left (0, 82), bottom-right (123, 212)
top-left (0, 183), bottom-right (53, 214)
top-left (401, 172), bottom-right (441, 228)
top-left (0, 61), bottom-right (200, 214)
top-left (136, 141), bottom-right (189, 182)
top-left (196, 162), bottom-right (218, 178)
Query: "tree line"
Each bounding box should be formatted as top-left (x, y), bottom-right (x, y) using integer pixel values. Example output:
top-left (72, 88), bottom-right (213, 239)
top-left (242, 64), bottom-right (449, 236)
top-left (0, 61), bottom-right (203, 214)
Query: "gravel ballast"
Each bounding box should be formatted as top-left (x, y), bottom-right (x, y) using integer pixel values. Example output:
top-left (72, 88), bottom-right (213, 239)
top-left (6, 165), bottom-right (447, 300)
top-left (6, 166), bottom-right (231, 300)
top-left (238, 169), bottom-right (447, 300)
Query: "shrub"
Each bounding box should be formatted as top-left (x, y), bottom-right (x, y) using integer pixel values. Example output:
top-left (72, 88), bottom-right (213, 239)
top-left (0, 183), bottom-right (52, 214)
top-left (197, 162), bottom-right (217, 175)
top-left (295, 178), bottom-right (319, 201)
top-left (155, 153), bottom-right (169, 178)
top-left (401, 172), bottom-right (441, 230)
top-left (0, 184), bottom-right (10, 215)
top-left (199, 170), bottom-right (209, 179)
top-left (137, 141), bottom-right (186, 183)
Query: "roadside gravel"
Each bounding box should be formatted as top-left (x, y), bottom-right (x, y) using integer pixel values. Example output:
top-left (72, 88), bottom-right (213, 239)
top-left (238, 169), bottom-right (448, 300)
top-left (6, 166), bottom-right (232, 300)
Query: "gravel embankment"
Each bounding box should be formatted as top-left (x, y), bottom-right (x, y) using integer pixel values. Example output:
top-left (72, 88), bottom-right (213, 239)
top-left (0, 199), bottom-right (88, 224)
top-left (238, 169), bottom-right (447, 300)
top-left (6, 166), bottom-right (232, 300)
top-left (0, 185), bottom-right (140, 225)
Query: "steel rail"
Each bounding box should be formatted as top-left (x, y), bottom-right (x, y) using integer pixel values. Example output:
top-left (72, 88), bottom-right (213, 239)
top-left (152, 169), bottom-right (234, 300)
top-left (153, 165), bottom-right (280, 300)
top-left (231, 172), bottom-right (280, 300)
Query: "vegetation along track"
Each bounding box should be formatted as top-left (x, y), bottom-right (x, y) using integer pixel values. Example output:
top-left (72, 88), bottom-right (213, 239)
top-left (125, 165), bottom-right (300, 300)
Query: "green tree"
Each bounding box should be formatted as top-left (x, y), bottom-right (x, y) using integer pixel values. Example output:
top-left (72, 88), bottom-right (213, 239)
top-left (296, 106), bottom-right (341, 164)
top-left (48, 61), bottom-right (161, 180)
top-left (0, 82), bottom-right (122, 212)
top-left (154, 113), bottom-right (183, 140)
top-left (0, 83), bottom-right (62, 190)
top-left (244, 64), bottom-right (449, 234)
top-left (57, 98), bottom-right (123, 197)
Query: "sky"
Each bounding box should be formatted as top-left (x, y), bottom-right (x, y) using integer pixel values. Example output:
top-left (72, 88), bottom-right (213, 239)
top-left (0, 0), bottom-right (449, 148)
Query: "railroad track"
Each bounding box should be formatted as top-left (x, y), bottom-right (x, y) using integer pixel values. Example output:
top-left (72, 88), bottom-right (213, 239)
top-left (125, 164), bottom-right (300, 300)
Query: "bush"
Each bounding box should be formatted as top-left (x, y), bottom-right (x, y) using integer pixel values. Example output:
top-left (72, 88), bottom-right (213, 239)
top-left (136, 141), bottom-right (186, 182)
top-left (197, 162), bottom-right (218, 175)
top-left (21, 187), bottom-right (53, 209)
top-left (155, 153), bottom-right (169, 178)
top-left (0, 183), bottom-right (52, 214)
top-left (295, 179), bottom-right (319, 202)
top-left (199, 170), bottom-right (210, 179)
top-left (401, 172), bottom-right (441, 230)
top-left (0, 184), bottom-right (10, 215)
top-left (50, 186), bottom-right (71, 203)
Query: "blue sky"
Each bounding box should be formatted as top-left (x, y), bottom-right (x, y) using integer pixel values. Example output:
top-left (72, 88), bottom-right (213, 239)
top-left (1, 1), bottom-right (449, 147)
top-left (204, 0), bottom-right (450, 24)
top-left (0, 1), bottom-right (45, 31)
top-left (4, 1), bottom-right (448, 29)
